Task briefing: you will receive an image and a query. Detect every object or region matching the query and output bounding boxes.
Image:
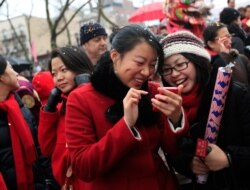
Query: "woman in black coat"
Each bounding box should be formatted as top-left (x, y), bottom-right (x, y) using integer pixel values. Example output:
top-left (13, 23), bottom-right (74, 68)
top-left (159, 30), bottom-right (250, 190)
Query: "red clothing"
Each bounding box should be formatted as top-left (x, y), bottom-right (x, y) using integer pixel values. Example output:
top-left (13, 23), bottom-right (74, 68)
top-left (65, 83), bottom-right (188, 190)
top-left (0, 93), bottom-right (36, 190)
top-left (38, 100), bottom-right (86, 189)
top-left (0, 172), bottom-right (7, 190)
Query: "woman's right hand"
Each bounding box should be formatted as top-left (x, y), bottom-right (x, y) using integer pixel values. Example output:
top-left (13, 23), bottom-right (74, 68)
top-left (123, 88), bottom-right (148, 128)
top-left (218, 36), bottom-right (231, 54)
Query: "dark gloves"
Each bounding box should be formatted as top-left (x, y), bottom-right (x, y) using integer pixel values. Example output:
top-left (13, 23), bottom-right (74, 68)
top-left (44, 88), bottom-right (62, 112)
top-left (74, 73), bottom-right (91, 86)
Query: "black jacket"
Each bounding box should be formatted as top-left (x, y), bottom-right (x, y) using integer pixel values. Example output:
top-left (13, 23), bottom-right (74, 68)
top-left (172, 80), bottom-right (250, 190)
top-left (0, 93), bottom-right (59, 190)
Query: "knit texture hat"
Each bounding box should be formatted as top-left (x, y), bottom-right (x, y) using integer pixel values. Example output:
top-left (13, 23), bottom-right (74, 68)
top-left (32, 71), bottom-right (54, 105)
top-left (80, 22), bottom-right (107, 45)
top-left (220, 8), bottom-right (240, 25)
top-left (160, 30), bottom-right (210, 61)
top-left (0, 55), bottom-right (7, 75)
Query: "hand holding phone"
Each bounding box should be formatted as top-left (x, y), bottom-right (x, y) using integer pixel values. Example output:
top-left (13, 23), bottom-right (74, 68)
top-left (152, 87), bottom-right (179, 112)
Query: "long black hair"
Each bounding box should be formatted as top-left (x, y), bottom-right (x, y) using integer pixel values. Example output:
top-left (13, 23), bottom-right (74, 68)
top-left (48, 45), bottom-right (94, 75)
top-left (111, 24), bottom-right (164, 70)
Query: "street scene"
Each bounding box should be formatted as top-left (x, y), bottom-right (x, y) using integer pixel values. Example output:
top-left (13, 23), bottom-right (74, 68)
top-left (0, 0), bottom-right (250, 189)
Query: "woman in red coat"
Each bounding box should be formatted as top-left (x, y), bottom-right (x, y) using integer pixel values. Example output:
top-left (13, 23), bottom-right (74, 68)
top-left (65, 25), bottom-right (188, 190)
top-left (37, 46), bottom-right (94, 189)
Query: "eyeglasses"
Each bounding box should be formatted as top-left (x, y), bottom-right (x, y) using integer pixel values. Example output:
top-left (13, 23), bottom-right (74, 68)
top-left (161, 61), bottom-right (189, 76)
top-left (215, 34), bottom-right (232, 41)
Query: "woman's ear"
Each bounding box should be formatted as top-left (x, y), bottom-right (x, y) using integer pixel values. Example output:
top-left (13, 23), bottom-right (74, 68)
top-left (0, 74), bottom-right (6, 83)
top-left (110, 49), bottom-right (120, 65)
top-left (207, 40), bottom-right (215, 49)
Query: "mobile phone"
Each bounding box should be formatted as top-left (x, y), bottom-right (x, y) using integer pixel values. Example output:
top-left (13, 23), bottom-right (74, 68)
top-left (152, 87), bottom-right (178, 112)
top-left (160, 87), bottom-right (178, 94)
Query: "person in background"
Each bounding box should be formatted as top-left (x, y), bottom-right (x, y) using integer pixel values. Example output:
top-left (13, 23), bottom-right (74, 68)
top-left (65, 24), bottom-right (188, 190)
top-left (237, 6), bottom-right (246, 20)
top-left (160, 30), bottom-right (250, 189)
top-left (158, 25), bottom-right (168, 36)
top-left (80, 22), bottom-right (108, 66)
top-left (242, 5), bottom-right (250, 35)
top-left (219, 7), bottom-right (247, 54)
top-left (16, 75), bottom-right (41, 121)
top-left (203, 21), bottom-right (250, 85)
top-left (0, 55), bottom-right (37, 189)
top-left (227, 0), bottom-right (235, 8)
top-left (38, 46), bottom-right (94, 189)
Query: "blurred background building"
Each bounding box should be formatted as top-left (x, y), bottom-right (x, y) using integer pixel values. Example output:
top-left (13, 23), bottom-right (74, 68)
top-left (0, 0), bottom-right (135, 77)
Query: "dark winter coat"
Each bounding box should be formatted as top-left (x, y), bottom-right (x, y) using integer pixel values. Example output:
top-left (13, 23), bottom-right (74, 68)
top-left (171, 74), bottom-right (250, 189)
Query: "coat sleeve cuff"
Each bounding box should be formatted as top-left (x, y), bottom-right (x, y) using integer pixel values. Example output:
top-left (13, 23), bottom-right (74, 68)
top-left (123, 118), bottom-right (142, 140)
top-left (167, 108), bottom-right (185, 133)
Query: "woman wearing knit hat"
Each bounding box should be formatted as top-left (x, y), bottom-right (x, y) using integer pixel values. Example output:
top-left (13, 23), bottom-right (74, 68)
top-left (65, 24), bottom-right (189, 190)
top-left (38, 46), bottom-right (94, 189)
top-left (159, 30), bottom-right (250, 189)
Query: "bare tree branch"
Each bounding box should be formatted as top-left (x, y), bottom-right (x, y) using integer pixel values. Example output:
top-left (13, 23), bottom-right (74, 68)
top-left (5, 2), bottom-right (30, 61)
top-left (45, 0), bottom-right (91, 48)
top-left (97, 0), bottom-right (118, 28)
top-left (59, 0), bottom-right (71, 45)
top-left (0, 0), bottom-right (5, 7)
top-left (56, 0), bottom-right (91, 35)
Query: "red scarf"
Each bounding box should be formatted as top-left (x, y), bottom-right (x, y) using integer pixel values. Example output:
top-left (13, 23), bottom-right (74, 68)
top-left (182, 85), bottom-right (202, 124)
top-left (0, 173), bottom-right (7, 190)
top-left (0, 93), bottom-right (37, 190)
top-left (206, 48), bottom-right (218, 56)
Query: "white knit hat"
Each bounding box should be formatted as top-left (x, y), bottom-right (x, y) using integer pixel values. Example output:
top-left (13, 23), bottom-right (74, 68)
top-left (160, 30), bottom-right (211, 61)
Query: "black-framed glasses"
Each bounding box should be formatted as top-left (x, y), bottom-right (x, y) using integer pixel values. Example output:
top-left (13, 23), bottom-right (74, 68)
top-left (161, 61), bottom-right (189, 76)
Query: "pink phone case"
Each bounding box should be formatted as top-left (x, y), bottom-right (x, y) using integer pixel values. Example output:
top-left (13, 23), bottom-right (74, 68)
top-left (160, 87), bottom-right (178, 94)
top-left (153, 87), bottom-right (178, 112)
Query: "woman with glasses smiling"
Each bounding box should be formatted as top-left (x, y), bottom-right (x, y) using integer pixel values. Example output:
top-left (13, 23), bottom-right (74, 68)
top-left (159, 30), bottom-right (250, 190)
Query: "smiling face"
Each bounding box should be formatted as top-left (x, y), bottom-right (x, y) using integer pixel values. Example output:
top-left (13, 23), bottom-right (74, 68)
top-left (162, 54), bottom-right (196, 93)
top-left (51, 57), bottom-right (76, 94)
top-left (111, 41), bottom-right (158, 89)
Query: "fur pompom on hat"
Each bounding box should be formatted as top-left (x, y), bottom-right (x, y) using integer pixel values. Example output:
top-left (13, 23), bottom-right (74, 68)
top-left (160, 30), bottom-right (210, 61)
top-left (80, 22), bottom-right (107, 45)
top-left (220, 8), bottom-right (240, 25)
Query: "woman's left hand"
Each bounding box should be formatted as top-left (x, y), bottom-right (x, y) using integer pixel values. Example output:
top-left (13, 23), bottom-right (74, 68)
top-left (151, 85), bottom-right (183, 125)
top-left (204, 144), bottom-right (229, 171)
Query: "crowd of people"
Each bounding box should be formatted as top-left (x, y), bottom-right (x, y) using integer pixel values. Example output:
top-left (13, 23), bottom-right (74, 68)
top-left (1, 1), bottom-right (250, 190)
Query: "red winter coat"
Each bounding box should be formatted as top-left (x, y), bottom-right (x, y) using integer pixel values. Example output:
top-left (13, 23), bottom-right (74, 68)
top-left (38, 98), bottom-right (86, 189)
top-left (65, 83), bottom-right (188, 190)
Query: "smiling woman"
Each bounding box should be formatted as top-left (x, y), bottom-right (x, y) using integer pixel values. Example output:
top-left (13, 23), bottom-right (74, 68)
top-left (159, 28), bottom-right (250, 190)
top-left (65, 24), bottom-right (189, 190)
